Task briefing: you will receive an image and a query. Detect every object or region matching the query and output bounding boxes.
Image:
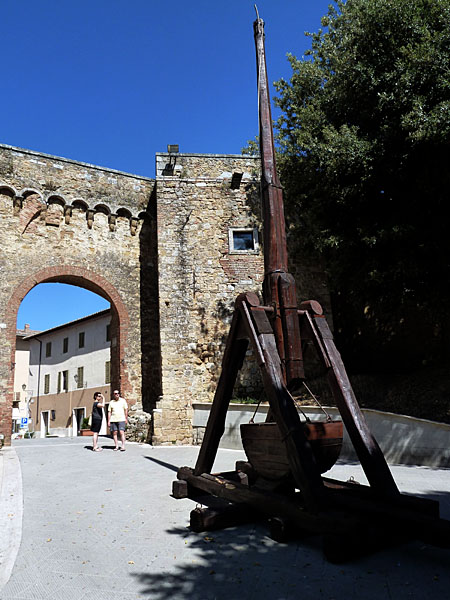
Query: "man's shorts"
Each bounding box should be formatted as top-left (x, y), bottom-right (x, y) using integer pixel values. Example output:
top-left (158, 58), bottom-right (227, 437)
top-left (110, 421), bottom-right (126, 432)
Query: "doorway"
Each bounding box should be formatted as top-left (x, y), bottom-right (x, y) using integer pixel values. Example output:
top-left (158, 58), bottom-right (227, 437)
top-left (72, 407), bottom-right (85, 436)
top-left (5, 267), bottom-right (128, 449)
top-left (40, 410), bottom-right (50, 438)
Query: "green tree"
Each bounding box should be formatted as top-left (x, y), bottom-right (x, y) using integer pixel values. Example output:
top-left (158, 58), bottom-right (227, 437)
top-left (275, 0), bottom-right (450, 370)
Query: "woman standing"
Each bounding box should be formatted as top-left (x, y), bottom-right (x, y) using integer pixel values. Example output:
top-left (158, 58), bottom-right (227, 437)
top-left (90, 392), bottom-right (105, 452)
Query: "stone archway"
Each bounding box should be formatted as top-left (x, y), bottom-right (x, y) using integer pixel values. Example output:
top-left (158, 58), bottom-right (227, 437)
top-left (1, 266), bottom-right (132, 446)
top-left (0, 147), bottom-right (158, 447)
top-left (0, 142), bottom-right (270, 447)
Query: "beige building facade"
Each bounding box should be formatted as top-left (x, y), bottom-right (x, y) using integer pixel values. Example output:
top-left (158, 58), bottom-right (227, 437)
top-left (12, 325), bottom-right (40, 435)
top-left (26, 310), bottom-right (112, 438)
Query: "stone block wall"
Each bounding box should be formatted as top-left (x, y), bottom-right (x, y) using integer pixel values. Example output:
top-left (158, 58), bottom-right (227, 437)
top-left (0, 144), bottom-right (331, 447)
top-left (152, 153), bottom-right (264, 444)
top-left (0, 144), bottom-right (155, 445)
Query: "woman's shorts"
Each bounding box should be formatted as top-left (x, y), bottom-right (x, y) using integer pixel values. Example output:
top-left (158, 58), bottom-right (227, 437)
top-left (110, 421), bottom-right (126, 432)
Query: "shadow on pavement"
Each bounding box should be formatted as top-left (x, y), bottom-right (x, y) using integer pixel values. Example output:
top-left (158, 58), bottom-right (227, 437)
top-left (130, 520), bottom-right (450, 600)
top-left (144, 455), bottom-right (179, 472)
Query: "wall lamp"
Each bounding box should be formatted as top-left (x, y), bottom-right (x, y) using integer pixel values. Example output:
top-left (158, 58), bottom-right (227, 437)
top-left (164, 144), bottom-right (179, 174)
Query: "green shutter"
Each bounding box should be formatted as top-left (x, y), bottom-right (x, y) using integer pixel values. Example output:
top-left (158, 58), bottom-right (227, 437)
top-left (105, 361), bottom-right (111, 384)
top-left (77, 367), bottom-right (84, 389)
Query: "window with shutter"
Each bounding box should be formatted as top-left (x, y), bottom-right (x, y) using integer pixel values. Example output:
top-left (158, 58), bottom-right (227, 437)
top-left (105, 361), bottom-right (111, 384)
top-left (77, 367), bottom-right (84, 389)
top-left (44, 374), bottom-right (50, 394)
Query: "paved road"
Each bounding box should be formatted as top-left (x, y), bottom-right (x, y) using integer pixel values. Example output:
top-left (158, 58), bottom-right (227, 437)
top-left (0, 436), bottom-right (449, 600)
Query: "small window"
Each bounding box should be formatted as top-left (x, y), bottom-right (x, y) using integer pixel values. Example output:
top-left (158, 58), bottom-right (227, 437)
top-left (44, 374), bottom-right (50, 394)
top-left (79, 332), bottom-right (85, 348)
top-left (45, 342), bottom-right (52, 357)
top-left (63, 337), bottom-right (69, 353)
top-left (106, 324), bottom-right (111, 342)
top-left (105, 361), bottom-right (111, 384)
top-left (57, 371), bottom-right (61, 393)
top-left (229, 228), bottom-right (259, 253)
top-left (77, 367), bottom-right (84, 389)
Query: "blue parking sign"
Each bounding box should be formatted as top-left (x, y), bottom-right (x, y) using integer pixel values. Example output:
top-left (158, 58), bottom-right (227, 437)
top-left (21, 418), bottom-right (28, 426)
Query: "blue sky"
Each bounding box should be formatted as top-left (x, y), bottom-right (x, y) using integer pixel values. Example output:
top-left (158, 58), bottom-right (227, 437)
top-left (6, 0), bottom-right (334, 331)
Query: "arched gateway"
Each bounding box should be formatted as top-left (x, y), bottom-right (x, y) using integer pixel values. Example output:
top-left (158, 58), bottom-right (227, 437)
top-left (1, 143), bottom-right (277, 447)
top-left (7, 266), bottom-right (132, 434)
top-left (0, 143), bottom-right (158, 446)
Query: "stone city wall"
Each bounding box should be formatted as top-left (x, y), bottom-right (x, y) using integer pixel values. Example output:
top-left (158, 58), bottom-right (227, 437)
top-left (152, 153), bottom-right (264, 444)
top-left (0, 144), bottom-right (154, 445)
top-left (0, 145), bottom-right (330, 447)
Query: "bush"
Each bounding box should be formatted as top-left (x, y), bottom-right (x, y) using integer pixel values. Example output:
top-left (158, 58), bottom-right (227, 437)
top-left (230, 396), bottom-right (261, 405)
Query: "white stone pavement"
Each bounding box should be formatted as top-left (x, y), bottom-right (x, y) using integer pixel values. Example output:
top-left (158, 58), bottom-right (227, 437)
top-left (0, 449), bottom-right (23, 590)
top-left (0, 437), bottom-right (449, 600)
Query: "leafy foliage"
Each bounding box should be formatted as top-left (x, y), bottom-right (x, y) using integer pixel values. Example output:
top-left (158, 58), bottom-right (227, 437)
top-left (275, 0), bottom-right (450, 370)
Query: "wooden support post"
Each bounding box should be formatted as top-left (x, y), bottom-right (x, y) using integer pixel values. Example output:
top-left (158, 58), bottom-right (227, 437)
top-left (239, 297), bottom-right (326, 511)
top-left (190, 504), bottom-right (257, 533)
top-left (178, 467), bottom-right (358, 537)
top-left (172, 480), bottom-right (189, 499)
top-left (278, 272), bottom-right (304, 388)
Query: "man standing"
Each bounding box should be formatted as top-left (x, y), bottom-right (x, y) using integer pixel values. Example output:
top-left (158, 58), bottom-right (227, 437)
top-left (108, 389), bottom-right (128, 451)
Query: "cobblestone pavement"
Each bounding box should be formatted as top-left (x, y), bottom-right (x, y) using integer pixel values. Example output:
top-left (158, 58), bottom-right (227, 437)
top-left (0, 436), bottom-right (449, 600)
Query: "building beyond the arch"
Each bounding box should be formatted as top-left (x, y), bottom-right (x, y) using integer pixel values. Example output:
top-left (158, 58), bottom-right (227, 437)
top-left (0, 143), bottom-right (330, 447)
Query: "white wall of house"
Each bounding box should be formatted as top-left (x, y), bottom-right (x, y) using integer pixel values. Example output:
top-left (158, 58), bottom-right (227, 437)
top-left (12, 335), bottom-right (32, 434)
top-left (28, 310), bottom-right (111, 437)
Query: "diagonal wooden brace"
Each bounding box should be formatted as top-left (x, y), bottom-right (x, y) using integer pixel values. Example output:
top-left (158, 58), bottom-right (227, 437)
top-left (300, 305), bottom-right (399, 498)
